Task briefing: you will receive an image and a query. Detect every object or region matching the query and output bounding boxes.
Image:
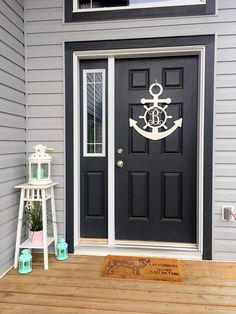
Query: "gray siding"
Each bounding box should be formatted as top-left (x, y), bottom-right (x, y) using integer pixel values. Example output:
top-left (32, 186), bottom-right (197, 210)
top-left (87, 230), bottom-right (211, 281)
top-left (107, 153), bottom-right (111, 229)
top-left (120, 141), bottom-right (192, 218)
top-left (24, 0), bottom-right (236, 260)
top-left (0, 0), bottom-right (26, 276)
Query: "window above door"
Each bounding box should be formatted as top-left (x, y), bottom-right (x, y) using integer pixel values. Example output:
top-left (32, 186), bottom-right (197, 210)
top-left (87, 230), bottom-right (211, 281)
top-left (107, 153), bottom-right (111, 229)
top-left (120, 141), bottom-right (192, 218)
top-left (65, 0), bottom-right (215, 23)
top-left (76, 0), bottom-right (205, 11)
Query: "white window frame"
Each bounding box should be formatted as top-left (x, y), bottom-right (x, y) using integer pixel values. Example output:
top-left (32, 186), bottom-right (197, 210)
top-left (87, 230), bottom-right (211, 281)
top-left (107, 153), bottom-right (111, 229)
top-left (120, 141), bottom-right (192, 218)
top-left (83, 69), bottom-right (106, 157)
top-left (73, 0), bottom-right (205, 12)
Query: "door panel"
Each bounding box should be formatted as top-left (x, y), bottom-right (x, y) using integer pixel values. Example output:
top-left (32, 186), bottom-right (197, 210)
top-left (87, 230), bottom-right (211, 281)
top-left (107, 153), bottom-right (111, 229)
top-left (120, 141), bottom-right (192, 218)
top-left (115, 56), bottom-right (198, 243)
top-left (80, 59), bottom-right (108, 239)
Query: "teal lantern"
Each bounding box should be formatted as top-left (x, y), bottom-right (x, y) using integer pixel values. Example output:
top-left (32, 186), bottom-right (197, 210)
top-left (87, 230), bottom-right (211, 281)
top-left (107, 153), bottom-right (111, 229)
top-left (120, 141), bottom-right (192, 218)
top-left (18, 249), bottom-right (32, 274)
top-left (56, 239), bottom-right (68, 261)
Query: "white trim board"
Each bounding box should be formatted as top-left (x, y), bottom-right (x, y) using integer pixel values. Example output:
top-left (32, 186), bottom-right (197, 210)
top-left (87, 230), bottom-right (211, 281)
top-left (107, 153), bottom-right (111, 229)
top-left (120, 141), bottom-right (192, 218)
top-left (74, 246), bottom-right (202, 261)
top-left (83, 69), bottom-right (106, 157)
top-left (73, 46), bottom-right (205, 259)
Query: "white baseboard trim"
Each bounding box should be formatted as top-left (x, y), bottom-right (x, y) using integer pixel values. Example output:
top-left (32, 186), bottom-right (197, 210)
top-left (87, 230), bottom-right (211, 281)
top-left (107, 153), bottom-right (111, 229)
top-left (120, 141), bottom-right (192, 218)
top-left (74, 245), bottom-right (202, 260)
top-left (0, 265), bottom-right (13, 279)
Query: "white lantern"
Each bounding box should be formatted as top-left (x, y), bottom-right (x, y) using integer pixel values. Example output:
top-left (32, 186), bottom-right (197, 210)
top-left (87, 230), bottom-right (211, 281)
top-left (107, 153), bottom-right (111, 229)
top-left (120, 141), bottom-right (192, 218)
top-left (28, 144), bottom-right (52, 185)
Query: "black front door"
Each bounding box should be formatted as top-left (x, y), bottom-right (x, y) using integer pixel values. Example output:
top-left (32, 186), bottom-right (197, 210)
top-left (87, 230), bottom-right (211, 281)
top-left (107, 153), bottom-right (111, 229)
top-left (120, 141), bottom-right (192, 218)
top-left (115, 56), bottom-right (198, 243)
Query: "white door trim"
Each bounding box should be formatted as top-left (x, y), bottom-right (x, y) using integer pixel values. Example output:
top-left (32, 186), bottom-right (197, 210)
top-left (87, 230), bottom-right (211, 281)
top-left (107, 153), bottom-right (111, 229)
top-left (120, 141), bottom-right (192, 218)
top-left (73, 45), bottom-right (205, 259)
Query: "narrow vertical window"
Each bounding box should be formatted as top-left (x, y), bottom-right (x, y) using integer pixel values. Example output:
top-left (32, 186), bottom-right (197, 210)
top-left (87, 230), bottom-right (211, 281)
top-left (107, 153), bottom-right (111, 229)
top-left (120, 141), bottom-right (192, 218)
top-left (83, 69), bottom-right (106, 156)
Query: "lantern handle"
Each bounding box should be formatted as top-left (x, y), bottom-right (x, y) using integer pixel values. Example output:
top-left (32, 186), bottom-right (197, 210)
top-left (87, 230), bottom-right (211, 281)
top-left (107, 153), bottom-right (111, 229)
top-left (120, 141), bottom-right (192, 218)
top-left (46, 147), bottom-right (55, 152)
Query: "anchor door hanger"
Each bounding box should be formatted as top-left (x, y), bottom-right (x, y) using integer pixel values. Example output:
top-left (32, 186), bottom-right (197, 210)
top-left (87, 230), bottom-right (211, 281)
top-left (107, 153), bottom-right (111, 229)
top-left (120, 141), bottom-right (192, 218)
top-left (129, 82), bottom-right (183, 141)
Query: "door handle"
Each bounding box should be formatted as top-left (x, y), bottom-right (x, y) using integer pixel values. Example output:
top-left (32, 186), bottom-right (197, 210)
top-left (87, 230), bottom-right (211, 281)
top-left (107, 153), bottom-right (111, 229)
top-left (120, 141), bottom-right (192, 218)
top-left (116, 160), bottom-right (124, 168)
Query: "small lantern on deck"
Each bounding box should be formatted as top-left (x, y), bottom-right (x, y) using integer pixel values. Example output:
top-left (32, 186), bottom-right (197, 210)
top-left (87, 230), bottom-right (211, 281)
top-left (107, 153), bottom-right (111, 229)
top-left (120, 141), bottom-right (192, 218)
top-left (28, 144), bottom-right (53, 185)
top-left (18, 249), bottom-right (32, 274)
top-left (56, 238), bottom-right (68, 261)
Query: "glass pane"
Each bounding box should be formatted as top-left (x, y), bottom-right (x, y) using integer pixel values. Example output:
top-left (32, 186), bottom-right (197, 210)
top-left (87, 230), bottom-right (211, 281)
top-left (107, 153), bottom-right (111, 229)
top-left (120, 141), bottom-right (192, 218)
top-left (87, 82), bottom-right (95, 144)
top-left (95, 144), bottom-right (102, 154)
top-left (31, 164), bottom-right (38, 179)
top-left (79, 0), bottom-right (92, 9)
top-left (95, 82), bottom-right (103, 143)
top-left (87, 72), bottom-right (94, 83)
top-left (79, 0), bottom-right (129, 9)
top-left (40, 164), bottom-right (49, 179)
top-left (78, 0), bottom-right (200, 9)
top-left (84, 70), bottom-right (105, 156)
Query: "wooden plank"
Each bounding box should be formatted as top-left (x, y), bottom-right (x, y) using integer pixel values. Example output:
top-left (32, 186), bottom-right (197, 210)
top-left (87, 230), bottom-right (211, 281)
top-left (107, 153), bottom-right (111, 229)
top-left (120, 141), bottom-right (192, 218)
top-left (215, 164), bottom-right (236, 177)
top-left (3, 0), bottom-right (24, 19)
top-left (216, 101), bottom-right (236, 114)
top-left (214, 251), bottom-right (236, 261)
top-left (0, 98), bottom-right (26, 117)
top-left (0, 54), bottom-right (25, 81)
top-left (28, 81), bottom-right (63, 94)
top-left (0, 166), bottom-right (26, 184)
top-left (218, 48), bottom-right (236, 62)
top-left (0, 192), bottom-right (20, 212)
top-left (217, 62), bottom-right (236, 75)
top-left (27, 45), bottom-right (62, 58)
top-left (28, 69), bottom-right (63, 82)
top-left (0, 112), bottom-right (25, 129)
top-left (1, 281), bottom-right (236, 307)
top-left (25, 8), bottom-right (236, 34)
top-left (0, 126), bottom-right (25, 141)
top-left (28, 117), bottom-right (64, 130)
top-left (0, 178), bottom-right (25, 198)
top-left (0, 205), bottom-right (18, 225)
top-left (0, 1), bottom-right (24, 29)
top-left (0, 294), bottom-right (208, 314)
top-left (2, 256), bottom-right (236, 313)
top-left (24, 0), bottom-right (62, 10)
top-left (215, 113), bottom-right (236, 126)
top-left (28, 93), bottom-right (63, 106)
top-left (0, 154), bottom-right (26, 169)
top-left (0, 84), bottom-right (25, 105)
top-left (216, 74), bottom-right (236, 88)
top-left (27, 57), bottom-right (62, 70)
top-left (218, 0), bottom-right (236, 10)
top-left (0, 303), bottom-right (136, 314)
top-left (28, 130), bottom-right (64, 141)
top-left (215, 177), bottom-right (236, 189)
top-left (218, 35), bottom-right (236, 49)
top-left (3, 271), bottom-right (236, 296)
top-left (216, 88), bottom-right (236, 101)
top-left (0, 42), bottom-right (24, 69)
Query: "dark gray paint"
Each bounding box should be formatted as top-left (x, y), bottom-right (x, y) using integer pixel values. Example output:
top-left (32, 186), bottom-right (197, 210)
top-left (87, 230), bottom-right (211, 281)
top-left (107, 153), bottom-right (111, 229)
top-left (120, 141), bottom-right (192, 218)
top-left (65, 0), bottom-right (216, 22)
top-left (65, 35), bottom-right (214, 258)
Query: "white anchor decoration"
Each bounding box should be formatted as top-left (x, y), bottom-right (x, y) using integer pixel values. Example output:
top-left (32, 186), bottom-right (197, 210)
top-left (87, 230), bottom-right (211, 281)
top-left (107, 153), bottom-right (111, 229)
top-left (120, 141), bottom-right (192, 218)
top-left (129, 81), bottom-right (183, 141)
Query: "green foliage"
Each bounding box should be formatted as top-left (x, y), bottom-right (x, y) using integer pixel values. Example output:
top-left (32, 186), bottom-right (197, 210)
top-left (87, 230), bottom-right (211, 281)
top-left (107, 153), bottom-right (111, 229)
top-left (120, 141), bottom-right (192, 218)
top-left (25, 202), bottom-right (43, 232)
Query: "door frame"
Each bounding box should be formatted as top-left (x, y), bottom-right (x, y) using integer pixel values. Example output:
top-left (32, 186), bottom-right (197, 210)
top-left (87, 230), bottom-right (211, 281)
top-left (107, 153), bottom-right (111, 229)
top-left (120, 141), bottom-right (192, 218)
top-left (73, 46), bottom-right (205, 255)
top-left (65, 36), bottom-right (214, 260)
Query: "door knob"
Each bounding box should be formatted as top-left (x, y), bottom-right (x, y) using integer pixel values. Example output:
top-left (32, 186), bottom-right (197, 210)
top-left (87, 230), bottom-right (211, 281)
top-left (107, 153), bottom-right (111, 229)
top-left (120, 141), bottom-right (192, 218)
top-left (116, 160), bottom-right (124, 168)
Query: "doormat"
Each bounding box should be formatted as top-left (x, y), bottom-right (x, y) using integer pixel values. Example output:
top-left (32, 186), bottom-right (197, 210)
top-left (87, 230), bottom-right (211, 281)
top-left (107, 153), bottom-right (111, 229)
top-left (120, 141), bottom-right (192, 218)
top-left (101, 255), bottom-right (183, 282)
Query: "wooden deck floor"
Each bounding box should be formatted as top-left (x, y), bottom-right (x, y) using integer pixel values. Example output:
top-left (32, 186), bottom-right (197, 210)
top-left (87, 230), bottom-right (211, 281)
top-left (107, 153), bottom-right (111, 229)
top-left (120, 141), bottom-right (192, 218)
top-left (1, 254), bottom-right (236, 314)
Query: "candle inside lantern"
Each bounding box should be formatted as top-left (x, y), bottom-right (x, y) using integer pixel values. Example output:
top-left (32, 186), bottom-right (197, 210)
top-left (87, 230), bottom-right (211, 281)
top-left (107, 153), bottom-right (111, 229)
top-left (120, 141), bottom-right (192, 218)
top-left (40, 167), bottom-right (45, 179)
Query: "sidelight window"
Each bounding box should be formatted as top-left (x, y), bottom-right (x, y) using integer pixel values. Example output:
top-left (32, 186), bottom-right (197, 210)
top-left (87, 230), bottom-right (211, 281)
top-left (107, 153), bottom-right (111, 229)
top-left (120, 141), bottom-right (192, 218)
top-left (83, 69), bottom-right (106, 157)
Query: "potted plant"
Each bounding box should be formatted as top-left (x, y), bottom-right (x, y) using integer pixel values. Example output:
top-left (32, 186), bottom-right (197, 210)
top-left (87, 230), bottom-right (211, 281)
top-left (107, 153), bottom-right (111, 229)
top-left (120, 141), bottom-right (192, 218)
top-left (25, 202), bottom-right (43, 245)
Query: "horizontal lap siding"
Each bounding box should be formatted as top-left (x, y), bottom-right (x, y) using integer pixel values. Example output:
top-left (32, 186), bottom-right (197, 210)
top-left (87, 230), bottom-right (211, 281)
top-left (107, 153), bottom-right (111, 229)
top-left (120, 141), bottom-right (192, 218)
top-left (24, 0), bottom-right (236, 261)
top-left (0, 0), bottom-right (26, 276)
